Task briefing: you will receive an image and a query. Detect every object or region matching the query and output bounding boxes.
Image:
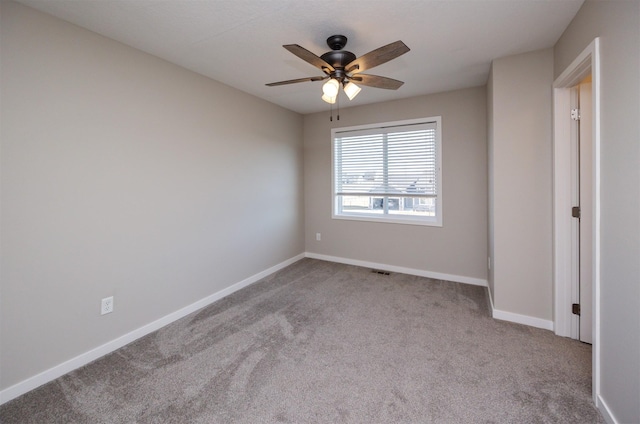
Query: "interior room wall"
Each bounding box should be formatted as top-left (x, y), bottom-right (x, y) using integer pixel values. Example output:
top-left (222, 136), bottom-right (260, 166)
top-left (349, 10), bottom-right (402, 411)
top-left (1, 1), bottom-right (304, 392)
top-left (554, 1), bottom-right (640, 421)
top-left (304, 87), bottom-right (488, 284)
top-left (487, 48), bottom-right (554, 324)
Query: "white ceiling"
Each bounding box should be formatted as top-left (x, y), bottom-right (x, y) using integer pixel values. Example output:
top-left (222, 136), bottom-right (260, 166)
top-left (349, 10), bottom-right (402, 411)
top-left (16, 0), bottom-right (584, 114)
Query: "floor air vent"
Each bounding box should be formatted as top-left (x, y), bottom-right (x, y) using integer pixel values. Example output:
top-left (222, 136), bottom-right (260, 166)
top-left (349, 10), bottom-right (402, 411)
top-left (371, 269), bottom-right (390, 276)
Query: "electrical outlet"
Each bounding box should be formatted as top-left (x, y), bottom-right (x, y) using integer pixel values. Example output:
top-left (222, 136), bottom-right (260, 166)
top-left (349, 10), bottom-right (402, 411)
top-left (101, 296), bottom-right (114, 315)
top-left (316, 233), bottom-right (321, 241)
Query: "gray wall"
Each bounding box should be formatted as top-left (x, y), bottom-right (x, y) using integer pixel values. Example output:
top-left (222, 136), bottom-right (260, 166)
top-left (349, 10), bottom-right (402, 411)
top-left (1, 1), bottom-right (304, 391)
top-left (554, 1), bottom-right (640, 421)
top-left (487, 49), bottom-right (554, 321)
top-left (304, 87), bottom-right (488, 282)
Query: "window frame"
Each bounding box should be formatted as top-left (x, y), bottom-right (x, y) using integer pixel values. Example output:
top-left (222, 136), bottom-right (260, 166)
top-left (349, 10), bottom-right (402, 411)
top-left (331, 116), bottom-right (443, 227)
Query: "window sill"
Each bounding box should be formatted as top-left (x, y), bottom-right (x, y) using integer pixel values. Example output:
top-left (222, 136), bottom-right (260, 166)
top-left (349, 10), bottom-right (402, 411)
top-left (332, 213), bottom-right (442, 227)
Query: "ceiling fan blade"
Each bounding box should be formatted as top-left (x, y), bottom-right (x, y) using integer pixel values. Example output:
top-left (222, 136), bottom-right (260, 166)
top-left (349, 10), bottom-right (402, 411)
top-left (346, 41), bottom-right (410, 74)
top-left (283, 44), bottom-right (335, 73)
top-left (349, 74), bottom-right (404, 90)
top-left (266, 76), bottom-right (327, 87)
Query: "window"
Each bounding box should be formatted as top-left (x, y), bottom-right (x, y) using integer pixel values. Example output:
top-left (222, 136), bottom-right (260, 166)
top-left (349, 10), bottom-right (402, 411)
top-left (332, 117), bottom-right (442, 226)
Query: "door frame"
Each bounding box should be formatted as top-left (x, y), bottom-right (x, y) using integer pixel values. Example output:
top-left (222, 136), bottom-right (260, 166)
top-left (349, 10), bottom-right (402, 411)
top-left (552, 38), bottom-right (600, 402)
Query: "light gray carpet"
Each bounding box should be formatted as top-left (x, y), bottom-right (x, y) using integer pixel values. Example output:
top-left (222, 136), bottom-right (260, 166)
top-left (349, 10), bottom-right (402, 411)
top-left (1, 258), bottom-right (603, 423)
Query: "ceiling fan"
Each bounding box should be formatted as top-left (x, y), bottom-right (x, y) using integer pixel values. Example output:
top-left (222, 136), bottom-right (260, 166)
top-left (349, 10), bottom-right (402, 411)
top-left (266, 35), bottom-right (410, 104)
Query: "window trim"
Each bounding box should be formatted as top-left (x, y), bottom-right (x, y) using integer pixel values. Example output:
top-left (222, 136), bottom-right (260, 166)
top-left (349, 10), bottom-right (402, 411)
top-left (331, 116), bottom-right (442, 227)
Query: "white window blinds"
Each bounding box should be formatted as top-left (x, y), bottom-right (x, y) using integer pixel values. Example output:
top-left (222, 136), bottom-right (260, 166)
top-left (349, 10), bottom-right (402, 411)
top-left (332, 118), bottom-right (441, 226)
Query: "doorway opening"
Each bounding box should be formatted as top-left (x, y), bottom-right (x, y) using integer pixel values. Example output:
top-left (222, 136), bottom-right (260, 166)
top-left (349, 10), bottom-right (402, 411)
top-left (552, 38), bottom-right (600, 401)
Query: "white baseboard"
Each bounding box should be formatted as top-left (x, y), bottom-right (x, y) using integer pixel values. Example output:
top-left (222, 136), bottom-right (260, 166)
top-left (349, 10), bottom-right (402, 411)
top-left (305, 252), bottom-right (488, 287)
top-left (483, 276), bottom-right (553, 331)
top-left (596, 394), bottom-right (618, 424)
top-left (492, 308), bottom-right (554, 331)
top-left (0, 253), bottom-right (305, 406)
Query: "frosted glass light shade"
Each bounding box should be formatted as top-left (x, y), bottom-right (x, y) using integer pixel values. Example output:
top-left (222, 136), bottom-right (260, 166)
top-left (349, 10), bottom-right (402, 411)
top-left (322, 79), bottom-right (340, 97)
top-left (343, 82), bottom-right (361, 100)
top-left (322, 93), bottom-right (337, 104)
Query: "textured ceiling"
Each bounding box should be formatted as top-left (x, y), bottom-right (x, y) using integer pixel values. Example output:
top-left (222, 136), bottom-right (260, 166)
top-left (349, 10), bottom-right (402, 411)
top-left (16, 0), bottom-right (584, 114)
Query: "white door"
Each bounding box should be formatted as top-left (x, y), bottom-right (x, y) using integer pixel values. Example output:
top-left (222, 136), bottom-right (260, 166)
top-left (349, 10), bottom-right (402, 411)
top-left (571, 79), bottom-right (593, 344)
top-left (578, 80), bottom-right (593, 344)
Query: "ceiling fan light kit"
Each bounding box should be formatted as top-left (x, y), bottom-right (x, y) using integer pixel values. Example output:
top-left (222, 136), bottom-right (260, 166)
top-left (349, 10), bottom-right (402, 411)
top-left (343, 81), bottom-right (361, 101)
top-left (267, 34), bottom-right (410, 108)
top-left (322, 78), bottom-right (340, 98)
top-left (321, 93), bottom-right (337, 104)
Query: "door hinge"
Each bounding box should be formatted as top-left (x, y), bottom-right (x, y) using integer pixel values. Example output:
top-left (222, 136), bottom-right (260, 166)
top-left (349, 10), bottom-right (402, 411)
top-left (571, 108), bottom-right (581, 121)
top-left (572, 206), bottom-right (581, 219)
top-left (572, 303), bottom-right (581, 316)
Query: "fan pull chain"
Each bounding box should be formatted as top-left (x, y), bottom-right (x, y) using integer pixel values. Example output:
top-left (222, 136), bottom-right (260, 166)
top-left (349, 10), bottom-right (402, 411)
top-left (328, 93), bottom-right (340, 121)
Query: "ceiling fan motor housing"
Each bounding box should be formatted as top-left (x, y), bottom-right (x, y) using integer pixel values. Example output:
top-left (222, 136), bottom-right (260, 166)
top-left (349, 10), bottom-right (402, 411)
top-left (321, 51), bottom-right (356, 70)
